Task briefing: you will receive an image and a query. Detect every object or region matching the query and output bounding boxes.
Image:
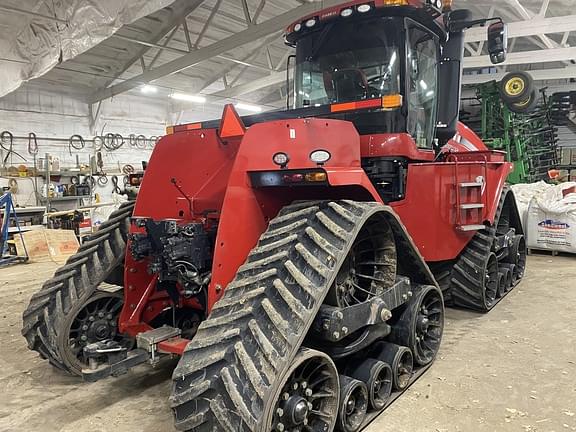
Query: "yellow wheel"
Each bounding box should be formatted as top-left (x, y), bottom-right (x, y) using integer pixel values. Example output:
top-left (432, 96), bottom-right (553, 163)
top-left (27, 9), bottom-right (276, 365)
top-left (499, 72), bottom-right (533, 104)
top-left (504, 77), bottom-right (525, 97)
top-left (509, 89), bottom-right (539, 114)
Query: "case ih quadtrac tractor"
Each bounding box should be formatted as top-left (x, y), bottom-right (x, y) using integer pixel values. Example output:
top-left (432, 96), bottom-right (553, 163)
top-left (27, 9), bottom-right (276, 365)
top-left (23, 1), bottom-right (527, 431)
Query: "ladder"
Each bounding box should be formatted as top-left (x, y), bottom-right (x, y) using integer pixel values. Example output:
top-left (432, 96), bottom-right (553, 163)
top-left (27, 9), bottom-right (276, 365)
top-left (450, 155), bottom-right (488, 232)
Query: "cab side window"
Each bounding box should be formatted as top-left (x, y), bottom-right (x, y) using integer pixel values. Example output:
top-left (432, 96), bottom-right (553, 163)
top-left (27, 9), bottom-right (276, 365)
top-left (407, 22), bottom-right (439, 148)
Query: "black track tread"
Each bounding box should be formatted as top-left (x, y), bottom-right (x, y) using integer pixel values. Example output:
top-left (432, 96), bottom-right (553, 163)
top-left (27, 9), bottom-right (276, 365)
top-left (449, 187), bottom-right (523, 311)
top-left (21, 201), bottom-right (135, 373)
top-left (170, 200), bottom-right (397, 432)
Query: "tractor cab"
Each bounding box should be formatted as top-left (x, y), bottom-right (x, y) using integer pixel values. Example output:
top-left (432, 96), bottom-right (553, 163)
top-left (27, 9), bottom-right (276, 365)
top-left (285, 0), bottom-right (508, 150)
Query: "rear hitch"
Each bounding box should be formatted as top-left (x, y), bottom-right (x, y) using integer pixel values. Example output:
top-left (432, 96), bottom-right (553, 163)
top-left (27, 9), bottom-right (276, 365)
top-left (81, 325), bottom-right (185, 382)
top-left (82, 340), bottom-right (149, 382)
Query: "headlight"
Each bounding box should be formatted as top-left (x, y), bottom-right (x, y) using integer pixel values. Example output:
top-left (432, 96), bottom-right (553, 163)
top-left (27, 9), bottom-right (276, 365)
top-left (272, 152), bottom-right (289, 166)
top-left (341, 8), bottom-right (354, 17)
top-left (305, 18), bottom-right (317, 28)
top-left (357, 4), bottom-right (372, 13)
top-left (310, 150), bottom-right (331, 164)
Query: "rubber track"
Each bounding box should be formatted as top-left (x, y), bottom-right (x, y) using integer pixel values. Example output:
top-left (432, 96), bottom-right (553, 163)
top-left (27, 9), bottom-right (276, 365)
top-left (21, 201), bottom-right (135, 374)
top-left (170, 200), bottom-right (393, 432)
top-left (449, 187), bottom-right (520, 311)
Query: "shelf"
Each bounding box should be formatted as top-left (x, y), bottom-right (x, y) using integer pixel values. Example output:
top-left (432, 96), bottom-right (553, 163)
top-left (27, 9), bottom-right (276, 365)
top-left (11, 206), bottom-right (46, 215)
top-left (7, 225), bottom-right (44, 233)
top-left (40, 196), bottom-right (87, 202)
top-left (38, 171), bottom-right (90, 177)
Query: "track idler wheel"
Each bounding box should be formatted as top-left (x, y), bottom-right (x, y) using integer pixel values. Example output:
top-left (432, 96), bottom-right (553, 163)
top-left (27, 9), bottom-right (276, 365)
top-left (349, 358), bottom-right (392, 411)
top-left (61, 290), bottom-right (133, 374)
top-left (269, 348), bottom-right (340, 432)
top-left (389, 285), bottom-right (444, 366)
top-left (373, 343), bottom-right (414, 391)
top-left (336, 376), bottom-right (369, 432)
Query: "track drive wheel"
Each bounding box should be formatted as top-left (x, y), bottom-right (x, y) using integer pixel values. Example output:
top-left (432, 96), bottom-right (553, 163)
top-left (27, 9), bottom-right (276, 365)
top-left (21, 201), bottom-right (134, 374)
top-left (389, 285), bottom-right (444, 366)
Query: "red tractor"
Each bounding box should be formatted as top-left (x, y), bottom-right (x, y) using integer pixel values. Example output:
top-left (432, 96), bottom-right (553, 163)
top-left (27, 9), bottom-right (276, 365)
top-left (23, 1), bottom-right (526, 431)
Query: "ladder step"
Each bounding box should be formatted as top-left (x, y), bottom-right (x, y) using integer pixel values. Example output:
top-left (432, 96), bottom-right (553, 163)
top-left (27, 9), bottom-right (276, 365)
top-left (460, 203), bottom-right (485, 209)
top-left (457, 224), bottom-right (487, 232)
top-left (460, 182), bottom-right (483, 188)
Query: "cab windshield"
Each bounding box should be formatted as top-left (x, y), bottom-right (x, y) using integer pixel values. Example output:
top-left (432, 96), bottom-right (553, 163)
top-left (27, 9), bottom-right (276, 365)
top-left (294, 17), bottom-right (402, 108)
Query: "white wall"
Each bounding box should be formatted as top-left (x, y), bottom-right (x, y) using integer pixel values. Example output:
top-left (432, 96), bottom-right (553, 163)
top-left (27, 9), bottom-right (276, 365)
top-left (0, 86), bottom-right (172, 207)
top-left (0, 85), bottom-right (265, 209)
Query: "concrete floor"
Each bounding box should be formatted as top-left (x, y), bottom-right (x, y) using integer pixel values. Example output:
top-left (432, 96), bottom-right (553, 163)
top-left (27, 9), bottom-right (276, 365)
top-left (0, 255), bottom-right (575, 432)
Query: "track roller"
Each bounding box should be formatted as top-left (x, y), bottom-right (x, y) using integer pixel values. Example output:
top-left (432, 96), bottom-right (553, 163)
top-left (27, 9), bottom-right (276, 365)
top-left (336, 376), bottom-right (369, 432)
top-left (497, 269), bottom-right (508, 298)
top-left (389, 285), bottom-right (444, 366)
top-left (505, 235), bottom-right (527, 286)
top-left (373, 343), bottom-right (414, 391)
top-left (348, 358), bottom-right (392, 411)
top-left (500, 263), bottom-right (515, 293)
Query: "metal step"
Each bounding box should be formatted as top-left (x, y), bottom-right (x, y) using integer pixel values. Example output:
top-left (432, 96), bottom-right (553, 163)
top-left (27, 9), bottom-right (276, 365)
top-left (457, 224), bottom-right (487, 232)
top-left (460, 203), bottom-right (485, 209)
top-left (460, 182), bottom-right (483, 188)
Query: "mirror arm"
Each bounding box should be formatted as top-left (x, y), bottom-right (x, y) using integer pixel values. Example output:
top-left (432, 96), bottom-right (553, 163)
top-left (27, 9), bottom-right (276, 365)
top-left (447, 16), bottom-right (503, 33)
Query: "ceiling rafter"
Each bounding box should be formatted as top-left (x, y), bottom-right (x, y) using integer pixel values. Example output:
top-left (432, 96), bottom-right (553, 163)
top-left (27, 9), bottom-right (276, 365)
top-left (194, 0), bottom-right (224, 49)
top-left (96, 0), bottom-right (205, 91)
top-left (198, 32), bottom-right (281, 92)
top-left (89, 1), bottom-right (345, 103)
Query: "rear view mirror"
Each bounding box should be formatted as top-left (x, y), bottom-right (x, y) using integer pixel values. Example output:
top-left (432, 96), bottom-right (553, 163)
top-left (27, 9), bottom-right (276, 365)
top-left (488, 22), bottom-right (508, 64)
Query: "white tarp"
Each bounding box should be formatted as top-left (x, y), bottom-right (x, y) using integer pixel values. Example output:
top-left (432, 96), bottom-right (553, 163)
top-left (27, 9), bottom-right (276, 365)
top-left (0, 0), bottom-right (174, 98)
top-left (526, 182), bottom-right (576, 253)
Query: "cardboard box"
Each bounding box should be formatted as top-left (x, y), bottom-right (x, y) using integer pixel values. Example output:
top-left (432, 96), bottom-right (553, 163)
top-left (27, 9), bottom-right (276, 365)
top-left (15, 228), bottom-right (79, 264)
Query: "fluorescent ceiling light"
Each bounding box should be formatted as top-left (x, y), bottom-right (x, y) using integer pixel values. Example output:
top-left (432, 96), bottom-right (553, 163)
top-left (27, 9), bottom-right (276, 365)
top-left (141, 85), bottom-right (157, 94)
top-left (235, 103), bottom-right (262, 113)
top-left (170, 93), bottom-right (207, 103)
